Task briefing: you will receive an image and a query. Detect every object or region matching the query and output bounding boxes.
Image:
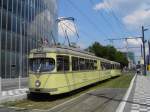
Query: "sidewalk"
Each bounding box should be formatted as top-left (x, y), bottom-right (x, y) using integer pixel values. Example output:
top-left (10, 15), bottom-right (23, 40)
top-left (124, 74), bottom-right (150, 112)
top-left (0, 88), bottom-right (28, 103)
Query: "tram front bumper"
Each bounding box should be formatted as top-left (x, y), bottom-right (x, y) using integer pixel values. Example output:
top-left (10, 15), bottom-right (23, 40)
top-left (29, 88), bottom-right (58, 93)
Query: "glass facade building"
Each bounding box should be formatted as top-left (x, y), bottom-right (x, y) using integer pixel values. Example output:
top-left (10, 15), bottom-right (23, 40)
top-left (0, 0), bottom-right (58, 78)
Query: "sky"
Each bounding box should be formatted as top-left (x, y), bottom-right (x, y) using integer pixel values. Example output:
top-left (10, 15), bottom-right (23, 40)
top-left (58, 0), bottom-right (150, 61)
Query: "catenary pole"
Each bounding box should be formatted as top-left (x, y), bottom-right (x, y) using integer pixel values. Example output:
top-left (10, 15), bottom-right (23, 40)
top-left (142, 26), bottom-right (147, 75)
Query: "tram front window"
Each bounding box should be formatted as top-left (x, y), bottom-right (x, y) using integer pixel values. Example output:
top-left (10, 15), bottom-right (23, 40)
top-left (30, 58), bottom-right (55, 72)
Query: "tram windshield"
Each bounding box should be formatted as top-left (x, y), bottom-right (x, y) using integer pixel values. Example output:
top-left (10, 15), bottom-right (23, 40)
top-left (29, 58), bottom-right (55, 72)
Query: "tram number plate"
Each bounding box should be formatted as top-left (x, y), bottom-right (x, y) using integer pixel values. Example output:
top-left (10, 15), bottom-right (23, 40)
top-left (34, 53), bottom-right (46, 58)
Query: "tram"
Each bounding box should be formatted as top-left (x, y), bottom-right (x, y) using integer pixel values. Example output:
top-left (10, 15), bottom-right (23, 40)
top-left (28, 46), bottom-right (121, 95)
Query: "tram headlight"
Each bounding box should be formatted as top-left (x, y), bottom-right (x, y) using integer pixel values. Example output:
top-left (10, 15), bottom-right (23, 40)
top-left (35, 80), bottom-right (41, 87)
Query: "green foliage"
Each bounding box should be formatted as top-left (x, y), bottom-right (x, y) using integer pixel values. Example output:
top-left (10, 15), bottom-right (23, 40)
top-left (87, 42), bottom-right (128, 67)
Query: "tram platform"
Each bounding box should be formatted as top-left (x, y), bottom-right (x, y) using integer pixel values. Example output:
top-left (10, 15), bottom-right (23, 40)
top-left (123, 73), bottom-right (150, 112)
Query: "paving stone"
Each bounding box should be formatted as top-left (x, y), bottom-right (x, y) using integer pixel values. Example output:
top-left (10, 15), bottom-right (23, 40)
top-left (124, 75), bottom-right (150, 112)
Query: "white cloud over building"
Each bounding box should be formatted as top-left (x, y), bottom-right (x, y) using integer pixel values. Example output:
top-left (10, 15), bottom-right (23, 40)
top-left (93, 0), bottom-right (150, 30)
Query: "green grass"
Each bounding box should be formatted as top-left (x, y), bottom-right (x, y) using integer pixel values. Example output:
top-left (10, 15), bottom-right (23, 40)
top-left (3, 73), bottom-right (134, 110)
top-left (96, 74), bottom-right (134, 88)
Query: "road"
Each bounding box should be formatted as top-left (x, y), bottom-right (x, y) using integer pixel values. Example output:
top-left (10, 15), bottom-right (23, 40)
top-left (1, 78), bottom-right (28, 91)
top-left (48, 88), bottom-right (126, 112)
top-left (0, 88), bottom-right (126, 112)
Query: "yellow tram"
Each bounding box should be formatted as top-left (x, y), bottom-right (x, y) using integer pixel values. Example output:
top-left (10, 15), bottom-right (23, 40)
top-left (28, 46), bottom-right (121, 95)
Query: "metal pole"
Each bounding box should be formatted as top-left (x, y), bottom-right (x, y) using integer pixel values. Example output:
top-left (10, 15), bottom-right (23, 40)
top-left (19, 1), bottom-right (23, 89)
top-left (125, 38), bottom-right (129, 69)
top-left (141, 44), bottom-right (143, 57)
top-left (148, 41), bottom-right (150, 65)
top-left (0, 0), bottom-right (3, 96)
top-left (65, 30), bottom-right (71, 47)
top-left (148, 41), bottom-right (150, 56)
top-left (142, 26), bottom-right (147, 75)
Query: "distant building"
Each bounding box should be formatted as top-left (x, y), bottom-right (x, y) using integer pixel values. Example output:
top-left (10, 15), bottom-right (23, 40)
top-left (123, 52), bottom-right (135, 69)
top-left (0, 0), bottom-right (58, 78)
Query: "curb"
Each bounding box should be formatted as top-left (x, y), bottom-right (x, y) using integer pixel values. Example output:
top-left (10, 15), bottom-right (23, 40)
top-left (0, 88), bottom-right (28, 104)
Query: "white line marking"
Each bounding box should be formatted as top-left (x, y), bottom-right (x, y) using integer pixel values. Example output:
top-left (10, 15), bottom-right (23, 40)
top-left (116, 74), bottom-right (137, 112)
top-left (8, 106), bottom-right (26, 110)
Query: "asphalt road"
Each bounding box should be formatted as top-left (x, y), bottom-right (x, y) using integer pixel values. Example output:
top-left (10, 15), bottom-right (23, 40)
top-left (1, 78), bottom-right (28, 91)
top-left (48, 88), bottom-right (126, 112)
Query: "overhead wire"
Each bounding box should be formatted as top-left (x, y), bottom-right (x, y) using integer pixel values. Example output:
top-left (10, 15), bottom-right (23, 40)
top-left (90, 0), bottom-right (134, 47)
top-left (66, 0), bottom-right (110, 39)
top-left (59, 23), bottom-right (67, 45)
top-left (106, 0), bottom-right (133, 36)
top-left (89, 0), bottom-right (121, 37)
top-left (61, 21), bottom-right (79, 43)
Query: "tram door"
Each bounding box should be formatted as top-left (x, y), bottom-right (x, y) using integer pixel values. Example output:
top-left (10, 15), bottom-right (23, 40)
top-left (57, 55), bottom-right (73, 90)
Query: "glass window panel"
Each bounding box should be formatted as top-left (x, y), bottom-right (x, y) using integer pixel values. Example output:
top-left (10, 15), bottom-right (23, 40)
top-left (72, 57), bottom-right (79, 71)
top-left (0, 0), bottom-right (3, 8)
top-left (30, 58), bottom-right (55, 72)
top-left (2, 0), bottom-right (7, 10)
top-left (57, 55), bottom-right (69, 71)
top-left (8, 0), bottom-right (13, 12)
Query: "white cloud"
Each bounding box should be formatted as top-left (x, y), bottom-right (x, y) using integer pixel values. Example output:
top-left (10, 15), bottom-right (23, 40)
top-left (58, 19), bottom-right (76, 37)
top-left (94, 2), bottom-right (110, 11)
top-left (93, 0), bottom-right (150, 29)
top-left (123, 9), bottom-right (150, 29)
top-left (125, 37), bottom-right (142, 46)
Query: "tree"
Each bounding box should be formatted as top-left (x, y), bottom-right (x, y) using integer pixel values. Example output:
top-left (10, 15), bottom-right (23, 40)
top-left (87, 42), bottom-right (128, 67)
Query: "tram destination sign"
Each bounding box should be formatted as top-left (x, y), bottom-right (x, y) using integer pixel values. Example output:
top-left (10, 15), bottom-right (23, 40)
top-left (33, 53), bottom-right (46, 58)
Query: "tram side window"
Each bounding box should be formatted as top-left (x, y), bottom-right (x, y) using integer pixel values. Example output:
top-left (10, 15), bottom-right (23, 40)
top-left (88, 60), bottom-right (92, 70)
top-left (85, 59), bottom-right (90, 70)
top-left (94, 60), bottom-right (97, 70)
top-left (112, 64), bottom-right (115, 69)
top-left (101, 62), bottom-right (104, 70)
top-left (101, 62), bottom-right (112, 70)
top-left (108, 63), bottom-right (111, 69)
top-left (79, 58), bottom-right (85, 70)
top-left (57, 55), bottom-right (69, 71)
top-left (72, 57), bottom-right (79, 71)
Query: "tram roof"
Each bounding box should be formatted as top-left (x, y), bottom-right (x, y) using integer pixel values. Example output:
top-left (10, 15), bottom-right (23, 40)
top-left (30, 46), bottom-right (120, 65)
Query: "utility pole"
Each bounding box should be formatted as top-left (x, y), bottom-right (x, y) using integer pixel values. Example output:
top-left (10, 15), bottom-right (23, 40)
top-left (142, 26), bottom-right (147, 75)
top-left (148, 41), bottom-right (150, 56)
top-left (125, 38), bottom-right (129, 69)
top-left (148, 41), bottom-right (150, 65)
top-left (141, 44), bottom-right (143, 57)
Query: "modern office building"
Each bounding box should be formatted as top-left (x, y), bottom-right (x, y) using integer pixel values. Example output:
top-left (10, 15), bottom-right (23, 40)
top-left (0, 0), bottom-right (58, 78)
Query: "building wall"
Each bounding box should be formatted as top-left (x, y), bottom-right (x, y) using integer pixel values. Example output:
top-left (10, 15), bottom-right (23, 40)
top-left (0, 0), bottom-right (58, 78)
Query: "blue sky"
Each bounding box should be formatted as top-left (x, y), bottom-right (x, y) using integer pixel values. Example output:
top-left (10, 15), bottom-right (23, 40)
top-left (58, 0), bottom-right (150, 61)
